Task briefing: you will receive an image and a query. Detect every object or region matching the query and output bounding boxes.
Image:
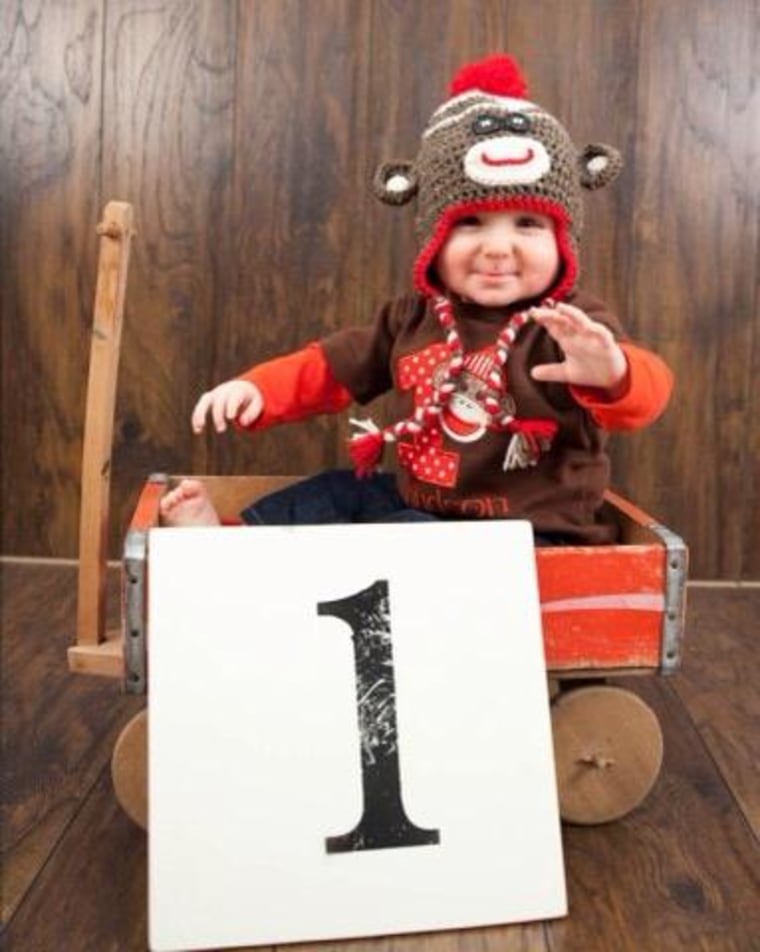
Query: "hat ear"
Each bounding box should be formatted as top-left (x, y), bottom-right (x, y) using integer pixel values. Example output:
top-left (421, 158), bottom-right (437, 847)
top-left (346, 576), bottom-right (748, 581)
top-left (579, 144), bottom-right (623, 190)
top-left (372, 161), bottom-right (418, 205)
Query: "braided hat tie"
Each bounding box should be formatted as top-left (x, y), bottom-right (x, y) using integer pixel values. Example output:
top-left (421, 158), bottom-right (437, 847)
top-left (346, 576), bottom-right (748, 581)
top-left (348, 297), bottom-right (558, 476)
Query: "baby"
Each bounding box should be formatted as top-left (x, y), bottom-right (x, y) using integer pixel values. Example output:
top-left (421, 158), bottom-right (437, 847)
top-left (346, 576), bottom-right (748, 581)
top-left (161, 55), bottom-right (671, 544)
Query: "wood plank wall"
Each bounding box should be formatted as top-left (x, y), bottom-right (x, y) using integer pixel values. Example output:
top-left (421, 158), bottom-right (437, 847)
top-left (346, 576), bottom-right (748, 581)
top-left (1, 0), bottom-right (758, 579)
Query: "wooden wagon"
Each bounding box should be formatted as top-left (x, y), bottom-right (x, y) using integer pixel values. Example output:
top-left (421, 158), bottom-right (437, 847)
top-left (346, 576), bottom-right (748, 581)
top-left (70, 202), bottom-right (688, 831)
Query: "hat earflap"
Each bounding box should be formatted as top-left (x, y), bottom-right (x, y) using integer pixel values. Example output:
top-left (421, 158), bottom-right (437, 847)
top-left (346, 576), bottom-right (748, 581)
top-left (372, 161), bottom-right (418, 205)
top-left (579, 144), bottom-right (623, 190)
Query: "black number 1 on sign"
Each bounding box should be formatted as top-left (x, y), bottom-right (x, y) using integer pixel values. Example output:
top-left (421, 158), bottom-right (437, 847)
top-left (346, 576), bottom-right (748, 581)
top-left (317, 579), bottom-right (441, 853)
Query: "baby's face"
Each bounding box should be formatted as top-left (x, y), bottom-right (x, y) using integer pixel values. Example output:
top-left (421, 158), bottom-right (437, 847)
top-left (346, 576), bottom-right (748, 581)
top-left (436, 210), bottom-right (559, 307)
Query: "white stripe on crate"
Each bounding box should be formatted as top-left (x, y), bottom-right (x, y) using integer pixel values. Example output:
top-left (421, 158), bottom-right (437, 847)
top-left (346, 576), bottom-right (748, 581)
top-left (541, 593), bottom-right (665, 613)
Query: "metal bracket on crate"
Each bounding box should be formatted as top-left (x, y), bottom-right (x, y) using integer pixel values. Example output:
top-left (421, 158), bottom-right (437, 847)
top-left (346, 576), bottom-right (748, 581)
top-left (124, 528), bottom-right (148, 695)
top-left (650, 523), bottom-right (688, 675)
top-left (121, 471), bottom-right (169, 694)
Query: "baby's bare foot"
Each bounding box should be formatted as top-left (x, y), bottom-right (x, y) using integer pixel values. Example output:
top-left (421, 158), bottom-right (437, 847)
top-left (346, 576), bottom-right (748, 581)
top-left (159, 479), bottom-right (221, 527)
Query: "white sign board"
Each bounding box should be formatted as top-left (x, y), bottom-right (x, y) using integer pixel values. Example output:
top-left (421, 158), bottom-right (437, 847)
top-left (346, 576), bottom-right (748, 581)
top-left (148, 520), bottom-right (565, 951)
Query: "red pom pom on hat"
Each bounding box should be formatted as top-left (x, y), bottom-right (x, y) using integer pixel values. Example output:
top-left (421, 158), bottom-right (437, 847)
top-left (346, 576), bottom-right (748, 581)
top-left (449, 54), bottom-right (528, 99)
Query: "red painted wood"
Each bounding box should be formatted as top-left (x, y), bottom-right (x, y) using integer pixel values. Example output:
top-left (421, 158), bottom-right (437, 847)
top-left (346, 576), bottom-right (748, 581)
top-left (127, 479), bottom-right (165, 533)
top-left (542, 609), bottom-right (662, 668)
top-left (536, 546), bottom-right (665, 670)
top-left (536, 546), bottom-right (664, 601)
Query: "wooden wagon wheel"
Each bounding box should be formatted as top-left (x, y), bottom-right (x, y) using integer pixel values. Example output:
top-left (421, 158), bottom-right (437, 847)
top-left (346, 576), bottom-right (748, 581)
top-left (551, 685), bottom-right (663, 825)
top-left (111, 709), bottom-right (148, 830)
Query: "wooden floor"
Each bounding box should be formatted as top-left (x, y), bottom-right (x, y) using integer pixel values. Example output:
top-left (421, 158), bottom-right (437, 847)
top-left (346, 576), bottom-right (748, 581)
top-left (2, 561), bottom-right (759, 952)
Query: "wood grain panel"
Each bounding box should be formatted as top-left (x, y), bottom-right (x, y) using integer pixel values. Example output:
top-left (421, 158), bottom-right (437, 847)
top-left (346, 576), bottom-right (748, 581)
top-left (671, 587), bottom-right (760, 836)
top-left (208, 0), bottom-right (371, 478)
top-left (1, 766), bottom-right (149, 951)
top-left (1, 563), bottom-right (143, 923)
top-left (615, 0), bottom-right (760, 579)
top-left (100, 0), bottom-right (237, 553)
top-left (0, 0), bottom-right (103, 558)
top-left (742, 294), bottom-right (760, 578)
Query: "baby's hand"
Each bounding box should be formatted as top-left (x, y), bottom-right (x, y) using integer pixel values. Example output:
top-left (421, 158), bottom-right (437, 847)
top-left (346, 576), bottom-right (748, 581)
top-left (191, 379), bottom-right (263, 433)
top-left (530, 302), bottom-right (628, 393)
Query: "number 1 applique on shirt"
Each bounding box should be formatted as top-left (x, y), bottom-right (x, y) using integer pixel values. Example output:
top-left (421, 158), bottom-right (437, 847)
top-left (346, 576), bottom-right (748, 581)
top-left (396, 343), bottom-right (515, 488)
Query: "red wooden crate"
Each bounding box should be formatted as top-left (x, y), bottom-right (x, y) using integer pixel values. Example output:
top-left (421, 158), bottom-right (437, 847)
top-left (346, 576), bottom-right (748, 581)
top-left (112, 476), bottom-right (687, 694)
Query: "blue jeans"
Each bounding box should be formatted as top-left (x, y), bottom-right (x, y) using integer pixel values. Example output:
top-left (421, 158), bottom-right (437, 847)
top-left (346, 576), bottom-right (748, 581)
top-left (240, 469), bottom-right (568, 545)
top-left (240, 470), bottom-right (437, 525)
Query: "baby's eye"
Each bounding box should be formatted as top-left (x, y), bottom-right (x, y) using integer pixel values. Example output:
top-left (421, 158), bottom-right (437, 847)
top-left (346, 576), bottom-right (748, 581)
top-left (517, 215), bottom-right (548, 229)
top-left (454, 215), bottom-right (482, 228)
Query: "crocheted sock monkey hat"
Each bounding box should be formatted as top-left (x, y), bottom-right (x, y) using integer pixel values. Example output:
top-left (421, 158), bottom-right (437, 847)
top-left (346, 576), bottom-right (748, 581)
top-left (372, 54), bottom-right (622, 300)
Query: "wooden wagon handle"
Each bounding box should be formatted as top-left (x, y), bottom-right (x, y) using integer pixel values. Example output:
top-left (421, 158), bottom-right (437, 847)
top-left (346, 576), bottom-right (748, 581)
top-left (75, 202), bottom-right (135, 647)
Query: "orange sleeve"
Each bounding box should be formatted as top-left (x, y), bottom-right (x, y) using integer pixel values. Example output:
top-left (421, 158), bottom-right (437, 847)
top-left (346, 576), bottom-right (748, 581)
top-left (236, 342), bottom-right (352, 430)
top-left (569, 342), bottom-right (673, 431)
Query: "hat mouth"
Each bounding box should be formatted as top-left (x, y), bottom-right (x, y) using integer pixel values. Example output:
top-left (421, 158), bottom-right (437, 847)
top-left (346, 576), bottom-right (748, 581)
top-left (412, 196), bottom-right (577, 302)
top-left (464, 136), bottom-right (552, 185)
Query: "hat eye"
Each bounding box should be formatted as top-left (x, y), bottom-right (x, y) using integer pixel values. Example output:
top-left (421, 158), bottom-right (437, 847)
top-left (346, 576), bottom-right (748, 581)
top-left (471, 114), bottom-right (503, 135)
top-left (505, 112), bottom-right (531, 134)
